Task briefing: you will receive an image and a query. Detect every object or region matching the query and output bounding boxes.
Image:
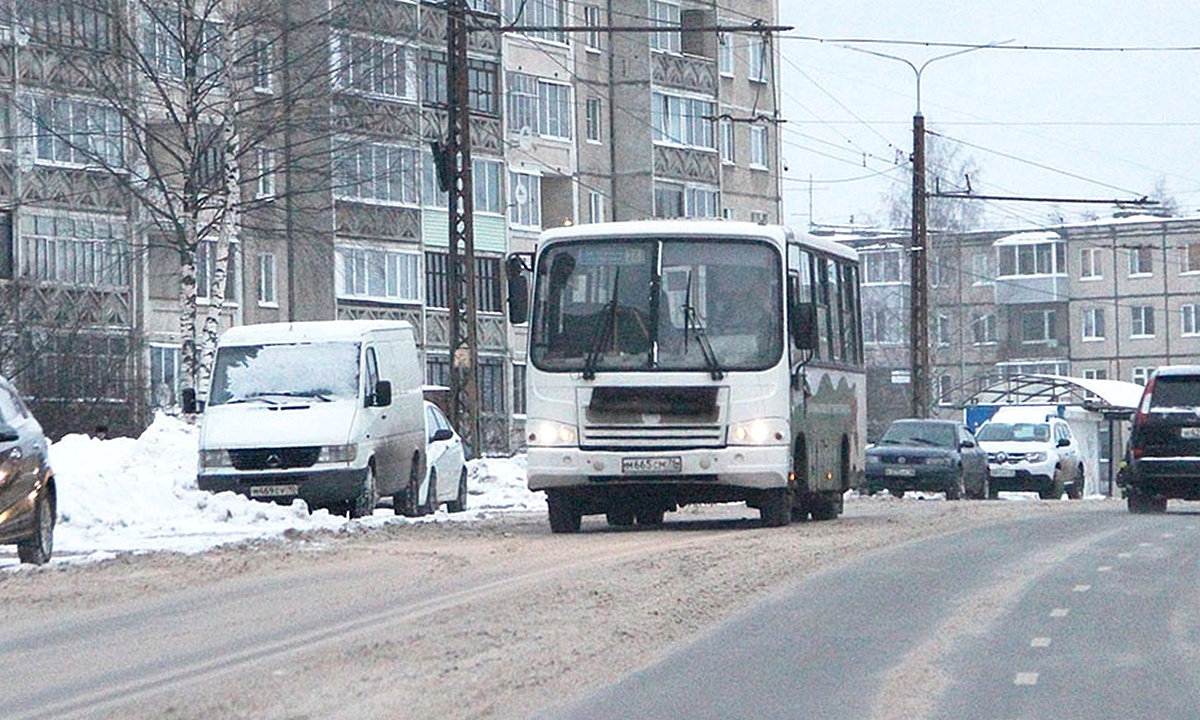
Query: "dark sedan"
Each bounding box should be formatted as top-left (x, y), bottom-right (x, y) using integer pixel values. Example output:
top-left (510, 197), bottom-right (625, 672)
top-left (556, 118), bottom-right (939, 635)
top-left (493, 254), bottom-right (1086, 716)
top-left (864, 419), bottom-right (989, 500)
top-left (0, 376), bottom-right (56, 564)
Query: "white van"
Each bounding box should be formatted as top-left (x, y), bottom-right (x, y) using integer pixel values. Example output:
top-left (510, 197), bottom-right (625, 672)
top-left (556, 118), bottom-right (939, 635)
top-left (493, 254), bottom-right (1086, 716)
top-left (187, 320), bottom-right (426, 517)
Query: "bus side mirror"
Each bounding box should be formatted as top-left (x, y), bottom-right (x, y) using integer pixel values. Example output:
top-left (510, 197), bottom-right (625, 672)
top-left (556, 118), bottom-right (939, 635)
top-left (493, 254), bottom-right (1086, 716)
top-left (790, 302), bottom-right (819, 350)
top-left (506, 255), bottom-right (529, 324)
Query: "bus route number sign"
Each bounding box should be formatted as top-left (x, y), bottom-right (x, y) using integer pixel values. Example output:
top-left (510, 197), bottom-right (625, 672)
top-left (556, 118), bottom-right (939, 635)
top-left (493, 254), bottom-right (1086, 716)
top-left (622, 456), bottom-right (682, 474)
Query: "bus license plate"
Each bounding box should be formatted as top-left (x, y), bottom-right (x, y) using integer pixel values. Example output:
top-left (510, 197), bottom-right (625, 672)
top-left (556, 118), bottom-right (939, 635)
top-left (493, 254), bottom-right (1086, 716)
top-left (622, 457), bottom-right (682, 474)
top-left (251, 484), bottom-right (299, 498)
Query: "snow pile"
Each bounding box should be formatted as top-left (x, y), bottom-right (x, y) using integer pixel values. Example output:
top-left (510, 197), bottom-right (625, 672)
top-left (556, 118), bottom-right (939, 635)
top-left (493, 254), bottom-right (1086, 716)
top-left (44, 413), bottom-right (540, 562)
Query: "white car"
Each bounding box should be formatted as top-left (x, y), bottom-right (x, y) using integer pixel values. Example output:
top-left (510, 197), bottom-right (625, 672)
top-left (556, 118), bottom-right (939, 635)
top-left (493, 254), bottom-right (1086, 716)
top-left (422, 401), bottom-right (468, 514)
top-left (976, 414), bottom-right (1085, 500)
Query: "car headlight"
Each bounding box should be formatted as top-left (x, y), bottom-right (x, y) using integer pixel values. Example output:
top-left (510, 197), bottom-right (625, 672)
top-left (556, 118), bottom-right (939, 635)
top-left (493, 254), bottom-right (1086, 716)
top-left (1025, 451), bottom-right (1048, 463)
top-left (728, 419), bottom-right (787, 445)
top-left (925, 456), bottom-right (953, 466)
top-left (318, 444), bottom-right (358, 463)
top-left (200, 449), bottom-right (232, 470)
top-left (527, 418), bottom-right (578, 447)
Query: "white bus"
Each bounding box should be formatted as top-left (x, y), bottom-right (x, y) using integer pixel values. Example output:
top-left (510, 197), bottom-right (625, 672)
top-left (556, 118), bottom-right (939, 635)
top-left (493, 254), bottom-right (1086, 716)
top-left (507, 220), bottom-right (865, 532)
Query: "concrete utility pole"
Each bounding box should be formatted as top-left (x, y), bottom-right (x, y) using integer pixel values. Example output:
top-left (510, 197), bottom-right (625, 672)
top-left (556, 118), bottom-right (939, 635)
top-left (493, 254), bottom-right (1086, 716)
top-left (445, 0), bottom-right (481, 453)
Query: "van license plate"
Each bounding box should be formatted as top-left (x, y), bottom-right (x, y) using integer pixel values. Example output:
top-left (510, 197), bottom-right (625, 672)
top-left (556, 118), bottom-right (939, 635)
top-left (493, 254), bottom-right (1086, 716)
top-left (251, 484), bottom-right (298, 497)
top-left (1182, 427), bottom-right (1200, 438)
top-left (622, 457), bottom-right (682, 474)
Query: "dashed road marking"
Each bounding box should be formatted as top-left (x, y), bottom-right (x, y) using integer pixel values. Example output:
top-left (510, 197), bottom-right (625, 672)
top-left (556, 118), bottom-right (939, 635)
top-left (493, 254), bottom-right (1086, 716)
top-left (1098, 565), bottom-right (1113, 572)
top-left (1031, 637), bottom-right (1052, 648)
top-left (1014, 672), bottom-right (1039, 686)
top-left (1117, 552), bottom-right (1132, 558)
top-left (1139, 542), bottom-right (1154, 548)
top-left (1162, 533), bottom-right (1176, 539)
top-left (1073, 584), bottom-right (1092, 593)
top-left (1050, 608), bottom-right (1070, 618)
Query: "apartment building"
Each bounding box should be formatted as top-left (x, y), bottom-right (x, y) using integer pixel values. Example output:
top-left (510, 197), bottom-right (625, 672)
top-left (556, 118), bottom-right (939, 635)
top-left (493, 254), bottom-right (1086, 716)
top-left (842, 215), bottom-right (1200, 440)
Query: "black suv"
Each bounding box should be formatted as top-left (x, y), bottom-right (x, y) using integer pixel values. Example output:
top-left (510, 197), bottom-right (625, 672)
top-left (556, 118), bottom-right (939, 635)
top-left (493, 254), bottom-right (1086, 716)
top-left (0, 376), bottom-right (56, 564)
top-left (1123, 365), bottom-right (1200, 514)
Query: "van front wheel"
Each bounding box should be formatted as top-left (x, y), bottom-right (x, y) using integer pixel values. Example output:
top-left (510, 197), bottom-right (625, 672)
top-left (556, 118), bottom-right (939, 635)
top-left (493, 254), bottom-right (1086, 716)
top-left (350, 466), bottom-right (378, 519)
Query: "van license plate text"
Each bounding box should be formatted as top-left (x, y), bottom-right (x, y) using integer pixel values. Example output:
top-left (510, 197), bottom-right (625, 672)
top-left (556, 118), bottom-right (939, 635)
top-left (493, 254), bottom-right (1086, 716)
top-left (1182, 427), bottom-right (1200, 438)
top-left (251, 484), bottom-right (299, 497)
top-left (622, 457), bottom-right (682, 474)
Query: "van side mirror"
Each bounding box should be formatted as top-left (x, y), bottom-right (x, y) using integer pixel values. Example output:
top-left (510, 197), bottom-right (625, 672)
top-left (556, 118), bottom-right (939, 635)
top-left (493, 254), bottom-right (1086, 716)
top-left (506, 255), bottom-right (529, 324)
top-left (182, 388), bottom-right (201, 414)
top-left (1057, 437), bottom-right (1070, 447)
top-left (789, 302), bottom-right (819, 350)
top-left (372, 380), bottom-right (392, 408)
top-left (0, 422), bottom-right (18, 443)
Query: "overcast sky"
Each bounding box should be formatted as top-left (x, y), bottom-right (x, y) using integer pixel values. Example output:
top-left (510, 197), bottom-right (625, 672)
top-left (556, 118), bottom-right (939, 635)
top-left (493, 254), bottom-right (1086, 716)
top-left (775, 1), bottom-right (1200, 231)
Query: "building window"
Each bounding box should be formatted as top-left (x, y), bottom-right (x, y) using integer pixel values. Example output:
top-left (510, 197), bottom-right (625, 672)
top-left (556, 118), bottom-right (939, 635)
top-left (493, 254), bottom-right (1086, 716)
top-left (998, 241), bottom-right (1065, 277)
top-left (332, 33), bottom-right (416, 101)
top-left (1129, 245), bottom-right (1153, 276)
top-left (479, 357), bottom-right (506, 414)
top-left (425, 252), bottom-right (450, 309)
top-left (1131, 305), bottom-right (1155, 337)
top-left (508, 171), bottom-right (541, 228)
top-left (504, 0), bottom-right (566, 43)
top-left (864, 307), bottom-right (901, 345)
top-left (195, 239), bottom-right (238, 302)
top-left (749, 125), bottom-right (768, 169)
top-left (149, 344), bottom-right (180, 409)
top-left (29, 94), bottom-right (124, 168)
top-left (972, 313), bottom-right (996, 345)
top-left (588, 191), bottom-right (604, 224)
top-left (1182, 304), bottom-right (1198, 336)
top-left (1132, 366), bottom-right (1154, 386)
top-left (1183, 242), bottom-right (1200, 274)
top-left (1021, 309), bottom-right (1056, 344)
top-left (583, 5), bottom-right (602, 50)
top-left (863, 249), bottom-right (903, 284)
top-left (426, 354), bottom-right (450, 388)
top-left (718, 33), bottom-right (733, 75)
top-left (652, 182), bottom-right (717, 219)
top-left (1083, 368), bottom-right (1108, 381)
top-left (333, 140), bottom-right (420, 205)
top-left (1082, 307), bottom-right (1105, 340)
top-left (473, 158), bottom-right (503, 214)
top-left (747, 34), bottom-right (766, 82)
top-left (512, 363), bottom-right (527, 416)
top-left (507, 73), bottom-right (571, 139)
top-left (719, 118), bottom-right (735, 164)
top-left (467, 59), bottom-right (499, 115)
top-left (141, 9), bottom-right (222, 82)
top-left (648, 0), bottom-right (680, 52)
top-left (253, 36), bottom-right (273, 92)
top-left (651, 92), bottom-right (715, 149)
top-left (258, 252), bottom-right (277, 306)
top-left (750, 211), bottom-right (769, 225)
top-left (423, 253), bottom-right (502, 312)
top-left (336, 246), bottom-right (421, 303)
top-left (935, 314), bottom-right (951, 346)
top-left (255, 148), bottom-right (275, 199)
top-left (21, 0), bottom-right (115, 49)
top-left (19, 212), bottom-right (130, 288)
top-left (1080, 246), bottom-right (1102, 279)
top-left (936, 373), bottom-right (954, 405)
top-left (654, 183), bottom-right (684, 218)
top-left (585, 97), bottom-right (602, 142)
top-left (929, 256), bottom-right (942, 288)
top-left (971, 252), bottom-right (994, 285)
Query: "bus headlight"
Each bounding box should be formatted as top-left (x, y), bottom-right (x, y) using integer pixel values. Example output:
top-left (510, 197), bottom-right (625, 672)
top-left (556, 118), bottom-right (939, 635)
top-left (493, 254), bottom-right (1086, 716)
top-left (527, 419), bottom-right (578, 447)
top-left (728, 419), bottom-right (787, 445)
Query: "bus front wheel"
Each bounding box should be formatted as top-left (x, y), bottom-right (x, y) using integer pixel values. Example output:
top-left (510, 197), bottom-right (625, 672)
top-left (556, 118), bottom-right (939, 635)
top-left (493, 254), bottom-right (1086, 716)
top-left (759, 488), bottom-right (792, 527)
top-left (547, 490), bottom-right (582, 533)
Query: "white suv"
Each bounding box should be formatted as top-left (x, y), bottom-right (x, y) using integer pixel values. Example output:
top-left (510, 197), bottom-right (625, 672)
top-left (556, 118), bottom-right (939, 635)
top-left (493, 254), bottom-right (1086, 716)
top-left (976, 414), bottom-right (1085, 500)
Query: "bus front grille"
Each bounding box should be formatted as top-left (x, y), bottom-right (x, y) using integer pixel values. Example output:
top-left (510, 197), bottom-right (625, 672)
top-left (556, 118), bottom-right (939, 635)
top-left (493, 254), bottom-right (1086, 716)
top-left (581, 425), bottom-right (724, 450)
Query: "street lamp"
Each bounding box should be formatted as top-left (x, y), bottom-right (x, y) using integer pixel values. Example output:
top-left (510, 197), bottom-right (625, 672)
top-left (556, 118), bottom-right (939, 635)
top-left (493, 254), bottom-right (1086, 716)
top-left (841, 41), bottom-right (1010, 418)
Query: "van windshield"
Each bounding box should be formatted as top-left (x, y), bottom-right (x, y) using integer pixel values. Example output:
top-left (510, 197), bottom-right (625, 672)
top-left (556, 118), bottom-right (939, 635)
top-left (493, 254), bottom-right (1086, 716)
top-left (208, 342), bottom-right (361, 406)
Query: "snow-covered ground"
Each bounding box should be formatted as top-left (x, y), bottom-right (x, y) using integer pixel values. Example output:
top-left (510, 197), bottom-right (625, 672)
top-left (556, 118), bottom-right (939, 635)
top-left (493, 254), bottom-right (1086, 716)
top-left (31, 413), bottom-right (544, 565)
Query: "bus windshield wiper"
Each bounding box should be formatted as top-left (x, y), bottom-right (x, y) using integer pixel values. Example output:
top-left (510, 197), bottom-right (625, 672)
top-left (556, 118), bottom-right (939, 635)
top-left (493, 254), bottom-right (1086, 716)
top-left (683, 271), bottom-right (724, 380)
top-left (583, 268), bottom-right (621, 380)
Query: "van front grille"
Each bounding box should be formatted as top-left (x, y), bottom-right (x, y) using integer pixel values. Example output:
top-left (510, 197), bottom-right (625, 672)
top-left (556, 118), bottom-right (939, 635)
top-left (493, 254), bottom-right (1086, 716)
top-left (229, 446), bottom-right (321, 470)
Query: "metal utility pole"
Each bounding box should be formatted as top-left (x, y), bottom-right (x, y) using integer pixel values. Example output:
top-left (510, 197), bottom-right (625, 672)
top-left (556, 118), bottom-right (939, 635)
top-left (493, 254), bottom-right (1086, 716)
top-left (909, 111), bottom-right (929, 418)
top-left (445, 0), bottom-right (481, 453)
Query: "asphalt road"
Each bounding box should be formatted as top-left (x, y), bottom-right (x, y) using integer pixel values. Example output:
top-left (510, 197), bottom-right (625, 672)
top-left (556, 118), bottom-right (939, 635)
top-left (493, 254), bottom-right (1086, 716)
top-left (544, 506), bottom-right (1200, 720)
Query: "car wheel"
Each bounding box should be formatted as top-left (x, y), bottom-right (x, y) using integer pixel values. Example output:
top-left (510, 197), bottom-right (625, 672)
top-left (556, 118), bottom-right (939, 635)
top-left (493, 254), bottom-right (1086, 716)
top-left (17, 490), bottom-right (54, 566)
top-left (759, 487), bottom-right (792, 527)
top-left (349, 465), bottom-right (379, 519)
top-left (424, 469), bottom-right (439, 515)
top-left (1066, 465), bottom-right (1085, 500)
top-left (890, 489), bottom-right (906, 499)
top-left (1127, 491), bottom-right (1167, 514)
top-left (1039, 473), bottom-right (1065, 500)
top-left (946, 470), bottom-right (965, 501)
top-left (447, 467), bottom-right (468, 513)
top-left (547, 490), bottom-right (582, 533)
top-left (396, 454), bottom-right (424, 517)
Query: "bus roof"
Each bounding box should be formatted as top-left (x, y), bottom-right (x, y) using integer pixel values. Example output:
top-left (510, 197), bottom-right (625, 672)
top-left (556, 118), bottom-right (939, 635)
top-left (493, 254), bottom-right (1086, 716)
top-left (538, 220), bottom-right (858, 262)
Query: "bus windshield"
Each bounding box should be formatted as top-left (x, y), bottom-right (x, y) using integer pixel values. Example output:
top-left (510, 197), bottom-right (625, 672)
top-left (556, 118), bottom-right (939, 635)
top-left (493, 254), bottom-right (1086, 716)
top-left (529, 237), bottom-right (783, 374)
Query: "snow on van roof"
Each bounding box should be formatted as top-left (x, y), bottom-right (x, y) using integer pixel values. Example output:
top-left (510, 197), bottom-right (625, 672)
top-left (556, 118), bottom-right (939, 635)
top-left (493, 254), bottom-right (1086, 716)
top-left (538, 220), bottom-right (859, 262)
top-left (218, 320), bottom-right (414, 346)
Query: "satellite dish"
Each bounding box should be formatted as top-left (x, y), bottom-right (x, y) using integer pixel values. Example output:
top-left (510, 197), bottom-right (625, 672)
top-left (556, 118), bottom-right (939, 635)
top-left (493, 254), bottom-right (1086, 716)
top-left (517, 126), bottom-right (533, 151)
top-left (513, 183), bottom-right (529, 205)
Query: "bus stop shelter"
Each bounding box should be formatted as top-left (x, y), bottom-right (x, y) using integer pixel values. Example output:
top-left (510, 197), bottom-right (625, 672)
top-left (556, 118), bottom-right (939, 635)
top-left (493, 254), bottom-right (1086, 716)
top-left (960, 374), bottom-right (1144, 496)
